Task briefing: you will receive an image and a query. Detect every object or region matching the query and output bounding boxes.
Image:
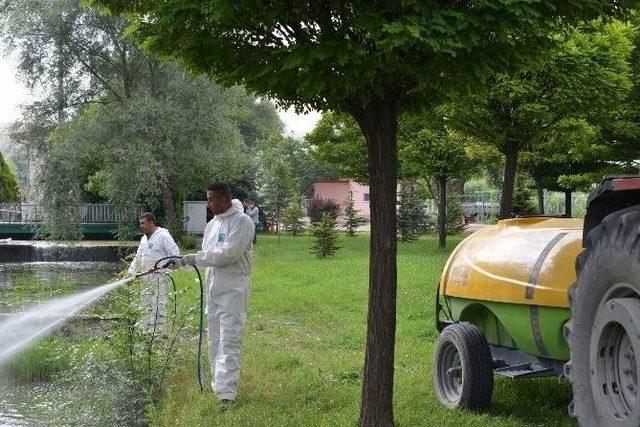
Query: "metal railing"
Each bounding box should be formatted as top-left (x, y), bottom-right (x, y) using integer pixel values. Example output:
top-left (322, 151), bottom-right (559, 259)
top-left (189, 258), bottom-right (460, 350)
top-left (0, 203), bottom-right (145, 224)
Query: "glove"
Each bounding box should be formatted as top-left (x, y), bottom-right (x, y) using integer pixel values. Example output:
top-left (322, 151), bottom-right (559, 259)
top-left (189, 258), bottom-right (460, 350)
top-left (181, 254), bottom-right (197, 266)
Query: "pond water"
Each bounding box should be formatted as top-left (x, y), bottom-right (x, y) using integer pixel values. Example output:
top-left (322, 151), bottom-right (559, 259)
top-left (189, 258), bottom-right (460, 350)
top-left (0, 261), bottom-right (129, 426)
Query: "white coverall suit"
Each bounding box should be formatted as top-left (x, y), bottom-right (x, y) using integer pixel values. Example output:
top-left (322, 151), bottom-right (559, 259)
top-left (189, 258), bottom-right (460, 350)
top-left (194, 199), bottom-right (254, 401)
top-left (128, 227), bottom-right (180, 331)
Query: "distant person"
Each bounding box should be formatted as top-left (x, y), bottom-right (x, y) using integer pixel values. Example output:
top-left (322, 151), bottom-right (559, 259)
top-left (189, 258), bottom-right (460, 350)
top-left (245, 201), bottom-right (259, 244)
top-left (128, 212), bottom-right (180, 332)
top-left (180, 183), bottom-right (254, 408)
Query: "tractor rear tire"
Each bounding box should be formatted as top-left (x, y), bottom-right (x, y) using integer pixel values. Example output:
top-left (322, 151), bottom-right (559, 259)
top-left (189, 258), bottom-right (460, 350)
top-left (433, 322), bottom-right (494, 410)
top-left (567, 205), bottom-right (640, 427)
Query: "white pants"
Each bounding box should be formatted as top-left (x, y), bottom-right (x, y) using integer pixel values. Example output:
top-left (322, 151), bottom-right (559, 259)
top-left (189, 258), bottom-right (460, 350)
top-left (206, 276), bottom-right (251, 400)
top-left (139, 274), bottom-right (170, 333)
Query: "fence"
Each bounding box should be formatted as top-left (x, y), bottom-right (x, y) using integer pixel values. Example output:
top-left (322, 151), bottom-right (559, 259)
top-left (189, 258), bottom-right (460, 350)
top-left (0, 203), bottom-right (145, 224)
top-left (459, 189), bottom-right (589, 221)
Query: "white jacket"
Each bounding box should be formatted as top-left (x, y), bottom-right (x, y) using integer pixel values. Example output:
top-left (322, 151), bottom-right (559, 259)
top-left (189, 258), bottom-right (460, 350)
top-left (195, 199), bottom-right (254, 280)
top-left (128, 227), bottom-right (180, 274)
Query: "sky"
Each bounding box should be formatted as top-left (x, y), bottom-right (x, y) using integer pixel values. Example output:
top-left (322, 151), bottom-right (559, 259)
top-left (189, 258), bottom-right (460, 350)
top-left (0, 54), bottom-right (321, 138)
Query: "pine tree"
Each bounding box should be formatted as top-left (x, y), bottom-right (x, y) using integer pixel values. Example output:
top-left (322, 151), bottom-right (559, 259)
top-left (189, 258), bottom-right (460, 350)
top-left (310, 212), bottom-right (341, 258)
top-left (397, 182), bottom-right (425, 242)
top-left (280, 198), bottom-right (306, 236)
top-left (445, 195), bottom-right (466, 235)
top-left (343, 190), bottom-right (367, 236)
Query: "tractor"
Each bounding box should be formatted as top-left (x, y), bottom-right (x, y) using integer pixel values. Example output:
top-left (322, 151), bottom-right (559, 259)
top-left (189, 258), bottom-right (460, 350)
top-left (434, 175), bottom-right (640, 426)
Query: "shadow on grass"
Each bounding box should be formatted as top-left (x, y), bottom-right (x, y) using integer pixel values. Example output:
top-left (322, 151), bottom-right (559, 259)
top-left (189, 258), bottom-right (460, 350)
top-left (488, 376), bottom-right (574, 426)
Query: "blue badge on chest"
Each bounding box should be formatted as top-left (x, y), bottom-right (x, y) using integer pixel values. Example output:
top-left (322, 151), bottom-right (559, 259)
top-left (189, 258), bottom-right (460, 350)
top-left (148, 243), bottom-right (154, 249)
top-left (217, 233), bottom-right (226, 243)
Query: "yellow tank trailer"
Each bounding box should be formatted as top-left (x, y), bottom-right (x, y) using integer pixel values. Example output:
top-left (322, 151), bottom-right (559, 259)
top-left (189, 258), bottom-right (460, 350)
top-left (441, 217), bottom-right (582, 360)
top-left (433, 176), bottom-right (640, 427)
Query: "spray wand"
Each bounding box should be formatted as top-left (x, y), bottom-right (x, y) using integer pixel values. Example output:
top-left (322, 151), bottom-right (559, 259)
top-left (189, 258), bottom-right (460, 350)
top-left (133, 256), bottom-right (205, 391)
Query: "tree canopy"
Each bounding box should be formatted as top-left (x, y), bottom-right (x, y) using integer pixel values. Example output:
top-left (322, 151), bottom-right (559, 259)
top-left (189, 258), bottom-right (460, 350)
top-left (0, 151), bottom-right (20, 203)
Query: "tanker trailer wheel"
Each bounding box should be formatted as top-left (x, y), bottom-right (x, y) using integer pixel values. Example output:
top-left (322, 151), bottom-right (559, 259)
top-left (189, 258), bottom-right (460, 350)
top-left (433, 322), bottom-right (494, 410)
top-left (567, 206), bottom-right (640, 426)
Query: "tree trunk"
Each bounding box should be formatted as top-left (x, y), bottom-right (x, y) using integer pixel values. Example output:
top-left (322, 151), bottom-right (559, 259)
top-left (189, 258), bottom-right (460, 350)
top-left (351, 96), bottom-right (399, 427)
top-left (55, 31), bottom-right (65, 124)
top-left (499, 142), bottom-right (519, 219)
top-left (536, 179), bottom-right (544, 215)
top-left (564, 190), bottom-right (572, 217)
top-left (437, 176), bottom-right (447, 249)
top-left (158, 167), bottom-right (179, 234)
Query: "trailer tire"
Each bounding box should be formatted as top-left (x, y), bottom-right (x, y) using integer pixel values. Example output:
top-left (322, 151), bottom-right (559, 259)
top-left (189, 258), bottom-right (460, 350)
top-left (567, 205), bottom-right (640, 427)
top-left (433, 322), bottom-right (493, 410)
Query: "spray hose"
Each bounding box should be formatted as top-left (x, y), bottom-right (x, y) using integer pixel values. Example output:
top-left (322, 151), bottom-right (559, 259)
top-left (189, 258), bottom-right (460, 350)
top-left (149, 256), bottom-right (205, 391)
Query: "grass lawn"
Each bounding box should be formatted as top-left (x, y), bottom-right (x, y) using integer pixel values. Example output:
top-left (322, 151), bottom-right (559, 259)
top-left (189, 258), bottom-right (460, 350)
top-left (151, 233), bottom-right (574, 426)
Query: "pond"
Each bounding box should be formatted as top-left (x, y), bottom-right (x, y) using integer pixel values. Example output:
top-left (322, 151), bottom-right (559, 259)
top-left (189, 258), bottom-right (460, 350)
top-left (0, 261), bottom-right (139, 426)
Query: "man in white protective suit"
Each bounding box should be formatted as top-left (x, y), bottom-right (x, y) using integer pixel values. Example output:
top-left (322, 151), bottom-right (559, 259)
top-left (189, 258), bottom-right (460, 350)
top-left (180, 182), bottom-right (254, 408)
top-left (128, 212), bottom-right (180, 332)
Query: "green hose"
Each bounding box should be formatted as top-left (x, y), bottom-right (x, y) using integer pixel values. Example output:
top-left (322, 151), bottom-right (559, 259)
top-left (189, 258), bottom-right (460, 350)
top-left (153, 256), bottom-right (205, 391)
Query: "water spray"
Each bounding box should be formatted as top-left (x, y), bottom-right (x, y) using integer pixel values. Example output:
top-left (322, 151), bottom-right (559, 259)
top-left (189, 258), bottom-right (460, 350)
top-left (0, 257), bottom-right (205, 392)
top-left (0, 276), bottom-right (135, 365)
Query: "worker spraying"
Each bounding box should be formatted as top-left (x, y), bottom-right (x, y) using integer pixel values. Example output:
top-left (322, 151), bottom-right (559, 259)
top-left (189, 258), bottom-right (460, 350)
top-left (128, 212), bottom-right (180, 332)
top-left (179, 182), bottom-right (254, 409)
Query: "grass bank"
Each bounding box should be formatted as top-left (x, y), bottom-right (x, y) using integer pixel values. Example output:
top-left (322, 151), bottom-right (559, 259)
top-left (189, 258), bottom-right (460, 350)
top-left (153, 233), bottom-right (573, 426)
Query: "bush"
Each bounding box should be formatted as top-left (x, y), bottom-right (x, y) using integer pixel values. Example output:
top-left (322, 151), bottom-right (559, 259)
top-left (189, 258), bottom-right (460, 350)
top-left (308, 198), bottom-right (341, 224)
top-left (310, 213), bottom-right (341, 258)
top-left (178, 234), bottom-right (201, 250)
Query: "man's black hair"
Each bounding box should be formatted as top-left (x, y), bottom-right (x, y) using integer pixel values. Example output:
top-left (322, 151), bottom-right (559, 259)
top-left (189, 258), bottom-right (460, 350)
top-left (206, 182), bottom-right (232, 200)
top-left (140, 212), bottom-right (157, 224)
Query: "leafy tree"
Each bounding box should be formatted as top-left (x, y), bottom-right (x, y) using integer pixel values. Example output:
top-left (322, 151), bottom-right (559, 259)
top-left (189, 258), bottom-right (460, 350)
top-left (0, 151), bottom-right (21, 202)
top-left (40, 67), bottom-right (256, 237)
top-left (255, 135), bottom-right (299, 230)
top-left (400, 116), bottom-right (475, 248)
top-left (310, 212), bottom-right (341, 259)
top-left (91, 1), bottom-right (632, 423)
top-left (343, 190), bottom-right (367, 237)
top-left (307, 112), bottom-right (368, 184)
top-left (448, 20), bottom-right (634, 219)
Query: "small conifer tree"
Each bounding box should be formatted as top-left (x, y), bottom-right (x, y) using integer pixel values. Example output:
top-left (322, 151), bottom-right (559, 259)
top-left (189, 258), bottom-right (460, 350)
top-left (343, 190), bottom-right (367, 237)
top-left (397, 182), bottom-right (425, 242)
top-left (280, 198), bottom-right (306, 236)
top-left (445, 195), bottom-right (466, 235)
top-left (310, 212), bottom-right (341, 258)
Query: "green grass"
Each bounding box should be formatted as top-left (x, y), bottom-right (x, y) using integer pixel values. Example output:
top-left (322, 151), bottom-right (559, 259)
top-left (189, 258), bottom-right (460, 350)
top-left (0, 337), bottom-right (72, 381)
top-left (150, 233), bottom-right (575, 426)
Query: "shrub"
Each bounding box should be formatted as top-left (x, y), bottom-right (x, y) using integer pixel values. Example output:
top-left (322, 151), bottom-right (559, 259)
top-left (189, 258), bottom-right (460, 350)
top-left (308, 198), bottom-right (341, 224)
top-left (178, 234), bottom-right (201, 250)
top-left (310, 213), bottom-right (341, 258)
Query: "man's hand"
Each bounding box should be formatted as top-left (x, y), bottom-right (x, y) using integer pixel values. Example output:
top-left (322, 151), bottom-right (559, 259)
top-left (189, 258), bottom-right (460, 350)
top-left (181, 254), bottom-right (197, 266)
